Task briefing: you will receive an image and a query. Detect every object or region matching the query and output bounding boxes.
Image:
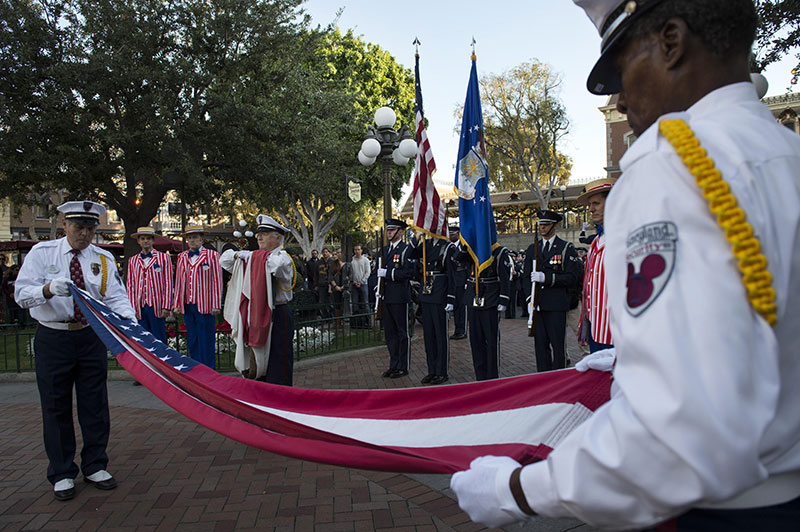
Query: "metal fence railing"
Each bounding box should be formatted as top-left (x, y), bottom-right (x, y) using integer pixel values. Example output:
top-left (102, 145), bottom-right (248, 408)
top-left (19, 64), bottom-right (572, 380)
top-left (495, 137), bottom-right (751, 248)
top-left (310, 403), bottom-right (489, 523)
top-left (0, 309), bottom-right (386, 373)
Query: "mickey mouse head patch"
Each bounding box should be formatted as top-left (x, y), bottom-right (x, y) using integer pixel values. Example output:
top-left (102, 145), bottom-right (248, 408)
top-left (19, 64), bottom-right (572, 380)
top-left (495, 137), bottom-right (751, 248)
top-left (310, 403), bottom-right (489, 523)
top-left (625, 222), bottom-right (677, 316)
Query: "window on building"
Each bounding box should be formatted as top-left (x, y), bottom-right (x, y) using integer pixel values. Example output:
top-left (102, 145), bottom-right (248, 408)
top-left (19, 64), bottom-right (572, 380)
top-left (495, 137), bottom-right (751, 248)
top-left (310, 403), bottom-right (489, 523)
top-left (34, 204), bottom-right (49, 220)
top-left (782, 119), bottom-right (798, 134)
top-left (623, 131), bottom-right (638, 148)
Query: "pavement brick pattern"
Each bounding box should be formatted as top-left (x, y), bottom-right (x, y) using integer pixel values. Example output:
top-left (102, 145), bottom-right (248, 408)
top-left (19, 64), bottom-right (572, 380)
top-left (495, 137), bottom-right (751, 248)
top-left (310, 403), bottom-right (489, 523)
top-left (0, 316), bottom-right (596, 532)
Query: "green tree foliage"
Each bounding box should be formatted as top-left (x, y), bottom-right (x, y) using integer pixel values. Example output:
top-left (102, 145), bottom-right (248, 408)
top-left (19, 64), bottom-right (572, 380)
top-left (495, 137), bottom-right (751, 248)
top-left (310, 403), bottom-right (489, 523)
top-left (0, 0), bottom-right (311, 257)
top-left (267, 28), bottom-right (415, 256)
top-left (478, 60), bottom-right (572, 210)
top-left (753, 0), bottom-right (800, 75)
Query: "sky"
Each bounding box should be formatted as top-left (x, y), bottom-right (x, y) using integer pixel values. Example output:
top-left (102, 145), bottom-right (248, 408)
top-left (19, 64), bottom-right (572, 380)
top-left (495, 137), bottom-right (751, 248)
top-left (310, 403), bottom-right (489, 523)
top-left (301, 1), bottom-right (797, 189)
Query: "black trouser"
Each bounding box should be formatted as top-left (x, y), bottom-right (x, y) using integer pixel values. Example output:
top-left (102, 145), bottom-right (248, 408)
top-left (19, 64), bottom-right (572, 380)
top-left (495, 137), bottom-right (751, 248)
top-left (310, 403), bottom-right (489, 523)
top-left (534, 310), bottom-right (566, 372)
top-left (264, 304), bottom-right (294, 386)
top-left (506, 284), bottom-right (517, 318)
top-left (383, 302), bottom-right (409, 371)
top-left (34, 325), bottom-right (110, 484)
top-left (453, 300), bottom-right (467, 336)
top-left (467, 306), bottom-right (500, 380)
top-left (421, 302), bottom-right (448, 376)
top-left (647, 494), bottom-right (800, 531)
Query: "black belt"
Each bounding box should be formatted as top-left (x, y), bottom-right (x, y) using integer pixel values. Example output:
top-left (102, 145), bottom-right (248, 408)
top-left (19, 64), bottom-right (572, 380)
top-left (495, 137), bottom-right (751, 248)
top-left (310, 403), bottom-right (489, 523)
top-left (467, 277), bottom-right (499, 284)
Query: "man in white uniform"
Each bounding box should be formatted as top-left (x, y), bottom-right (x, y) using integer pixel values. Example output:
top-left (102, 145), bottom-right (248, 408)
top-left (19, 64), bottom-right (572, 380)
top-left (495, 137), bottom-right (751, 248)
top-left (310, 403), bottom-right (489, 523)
top-left (15, 201), bottom-right (135, 501)
top-left (450, 0), bottom-right (800, 530)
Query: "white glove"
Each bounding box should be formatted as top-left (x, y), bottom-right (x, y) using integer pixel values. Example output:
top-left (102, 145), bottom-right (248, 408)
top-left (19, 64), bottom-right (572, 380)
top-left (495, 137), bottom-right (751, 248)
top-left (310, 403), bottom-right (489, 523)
top-left (377, 268), bottom-right (387, 278)
top-left (451, 456), bottom-right (530, 529)
top-left (235, 250), bottom-right (252, 262)
top-left (575, 347), bottom-right (616, 373)
top-left (497, 304), bottom-right (506, 312)
top-left (49, 278), bottom-right (73, 297)
top-left (120, 313), bottom-right (137, 321)
top-left (444, 303), bottom-right (454, 312)
top-left (582, 221), bottom-right (590, 231)
top-left (530, 271), bottom-right (545, 283)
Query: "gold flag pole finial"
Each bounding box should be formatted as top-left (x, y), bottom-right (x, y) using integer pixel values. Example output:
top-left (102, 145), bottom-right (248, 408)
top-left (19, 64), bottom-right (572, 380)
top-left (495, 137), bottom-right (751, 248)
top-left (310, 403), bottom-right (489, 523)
top-left (471, 37), bottom-right (476, 61)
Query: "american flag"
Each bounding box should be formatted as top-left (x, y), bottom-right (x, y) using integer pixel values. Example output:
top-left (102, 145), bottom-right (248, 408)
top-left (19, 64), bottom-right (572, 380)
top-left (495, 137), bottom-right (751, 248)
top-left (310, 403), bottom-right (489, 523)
top-left (411, 51), bottom-right (448, 240)
top-left (73, 286), bottom-right (610, 474)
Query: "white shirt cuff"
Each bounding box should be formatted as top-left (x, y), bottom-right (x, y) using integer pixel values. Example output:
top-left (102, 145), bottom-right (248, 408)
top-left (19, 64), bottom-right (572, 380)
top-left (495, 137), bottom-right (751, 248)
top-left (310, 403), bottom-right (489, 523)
top-left (520, 461), bottom-right (572, 519)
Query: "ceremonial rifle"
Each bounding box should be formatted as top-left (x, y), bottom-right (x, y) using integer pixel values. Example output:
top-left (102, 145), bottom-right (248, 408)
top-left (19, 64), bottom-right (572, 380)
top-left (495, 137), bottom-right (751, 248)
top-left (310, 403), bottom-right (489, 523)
top-left (374, 228), bottom-right (386, 320)
top-left (527, 222), bottom-right (541, 337)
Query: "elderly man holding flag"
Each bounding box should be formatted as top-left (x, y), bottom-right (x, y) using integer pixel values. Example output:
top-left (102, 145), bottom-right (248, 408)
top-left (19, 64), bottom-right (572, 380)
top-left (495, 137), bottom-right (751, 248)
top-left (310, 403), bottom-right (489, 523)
top-left (221, 214), bottom-right (296, 385)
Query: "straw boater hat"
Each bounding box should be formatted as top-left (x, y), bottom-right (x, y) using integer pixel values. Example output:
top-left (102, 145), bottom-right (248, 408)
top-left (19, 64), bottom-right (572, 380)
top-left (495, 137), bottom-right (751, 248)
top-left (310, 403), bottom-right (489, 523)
top-left (181, 225), bottom-right (206, 236)
top-left (255, 214), bottom-right (288, 235)
top-left (130, 226), bottom-right (158, 238)
top-left (57, 201), bottom-right (105, 226)
top-left (574, 0), bottom-right (664, 95)
top-left (577, 177), bottom-right (617, 205)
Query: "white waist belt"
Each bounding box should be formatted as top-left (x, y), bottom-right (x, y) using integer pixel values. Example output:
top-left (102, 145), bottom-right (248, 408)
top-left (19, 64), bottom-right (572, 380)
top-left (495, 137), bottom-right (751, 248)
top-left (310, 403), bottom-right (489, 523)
top-left (39, 321), bottom-right (89, 331)
top-left (699, 471), bottom-right (800, 510)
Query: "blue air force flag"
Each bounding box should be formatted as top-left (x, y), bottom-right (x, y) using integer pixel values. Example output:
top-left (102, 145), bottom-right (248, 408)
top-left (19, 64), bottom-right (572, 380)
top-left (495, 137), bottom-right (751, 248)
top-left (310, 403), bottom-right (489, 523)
top-left (454, 55), bottom-right (497, 274)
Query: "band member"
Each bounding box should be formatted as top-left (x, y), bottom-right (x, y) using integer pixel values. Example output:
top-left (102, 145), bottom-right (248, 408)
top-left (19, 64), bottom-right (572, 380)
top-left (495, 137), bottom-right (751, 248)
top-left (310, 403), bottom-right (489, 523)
top-left (127, 226), bottom-right (173, 343)
top-left (377, 219), bottom-right (415, 378)
top-left (15, 201), bottom-right (134, 500)
top-left (452, 1), bottom-right (800, 530)
top-left (576, 178), bottom-right (617, 352)
top-left (172, 225), bottom-right (222, 369)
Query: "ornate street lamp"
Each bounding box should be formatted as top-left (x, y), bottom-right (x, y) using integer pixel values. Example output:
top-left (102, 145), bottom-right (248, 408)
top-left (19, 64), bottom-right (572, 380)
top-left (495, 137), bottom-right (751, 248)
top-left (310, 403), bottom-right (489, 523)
top-left (559, 184), bottom-right (568, 229)
top-left (358, 106), bottom-right (417, 222)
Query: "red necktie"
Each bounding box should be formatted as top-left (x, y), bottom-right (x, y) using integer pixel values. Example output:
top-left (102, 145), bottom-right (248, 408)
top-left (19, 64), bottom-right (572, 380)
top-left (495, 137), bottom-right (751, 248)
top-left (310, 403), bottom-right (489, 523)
top-left (69, 249), bottom-right (87, 324)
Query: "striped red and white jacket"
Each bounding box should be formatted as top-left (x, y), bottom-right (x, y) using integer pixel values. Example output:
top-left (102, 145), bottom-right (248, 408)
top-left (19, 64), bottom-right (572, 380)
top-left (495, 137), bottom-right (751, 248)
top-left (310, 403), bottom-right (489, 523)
top-left (127, 250), bottom-right (174, 319)
top-left (173, 248), bottom-right (222, 314)
top-left (582, 233), bottom-right (612, 345)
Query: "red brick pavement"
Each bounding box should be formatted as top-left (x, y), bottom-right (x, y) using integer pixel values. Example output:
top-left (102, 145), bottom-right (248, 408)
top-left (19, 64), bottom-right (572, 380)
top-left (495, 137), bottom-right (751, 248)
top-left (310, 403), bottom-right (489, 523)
top-left (0, 317), bottom-right (590, 532)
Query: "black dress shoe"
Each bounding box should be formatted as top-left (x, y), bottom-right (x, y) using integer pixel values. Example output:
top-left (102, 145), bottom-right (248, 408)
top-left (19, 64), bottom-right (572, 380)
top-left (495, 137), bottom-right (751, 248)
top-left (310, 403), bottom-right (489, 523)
top-left (54, 487), bottom-right (75, 501)
top-left (85, 476), bottom-right (117, 490)
top-left (421, 374), bottom-right (434, 384)
top-left (449, 333), bottom-right (467, 340)
top-left (389, 369), bottom-right (408, 378)
top-left (382, 369), bottom-right (395, 378)
top-left (430, 375), bottom-right (449, 385)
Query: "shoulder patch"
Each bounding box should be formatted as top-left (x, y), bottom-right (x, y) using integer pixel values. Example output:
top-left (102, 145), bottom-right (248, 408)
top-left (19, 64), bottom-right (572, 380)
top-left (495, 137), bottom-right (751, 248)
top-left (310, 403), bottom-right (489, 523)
top-left (625, 222), bottom-right (677, 317)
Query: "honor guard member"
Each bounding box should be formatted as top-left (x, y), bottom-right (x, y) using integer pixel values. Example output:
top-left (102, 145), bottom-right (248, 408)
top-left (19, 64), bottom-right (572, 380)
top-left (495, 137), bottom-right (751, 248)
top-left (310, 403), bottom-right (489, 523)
top-left (459, 244), bottom-right (512, 381)
top-left (127, 226), bottom-right (174, 343)
top-left (221, 215), bottom-right (296, 385)
top-left (445, 225), bottom-right (468, 339)
top-left (451, 1), bottom-right (800, 530)
top-left (411, 235), bottom-right (453, 385)
top-left (172, 225), bottom-right (222, 369)
top-left (523, 210), bottom-right (581, 372)
top-left (576, 178), bottom-right (616, 353)
top-left (15, 201), bottom-right (135, 501)
top-left (377, 218), bottom-right (415, 378)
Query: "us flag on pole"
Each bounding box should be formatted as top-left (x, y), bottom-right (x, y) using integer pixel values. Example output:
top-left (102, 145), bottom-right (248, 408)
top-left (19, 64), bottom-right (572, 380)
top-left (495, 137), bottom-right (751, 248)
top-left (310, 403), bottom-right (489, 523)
top-left (72, 285), bottom-right (610, 474)
top-left (411, 50), bottom-right (448, 239)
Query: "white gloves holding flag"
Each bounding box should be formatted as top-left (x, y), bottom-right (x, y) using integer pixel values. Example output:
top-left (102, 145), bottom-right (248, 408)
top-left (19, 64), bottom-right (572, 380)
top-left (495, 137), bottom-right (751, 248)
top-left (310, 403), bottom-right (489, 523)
top-left (444, 303), bottom-right (454, 312)
top-left (235, 250), bottom-right (252, 262)
top-left (530, 271), bottom-right (545, 283)
top-left (450, 456), bottom-right (531, 528)
top-left (498, 304), bottom-right (506, 312)
top-left (49, 278), bottom-right (73, 297)
top-left (582, 221), bottom-right (590, 231)
top-left (575, 348), bottom-right (616, 373)
top-left (377, 268), bottom-right (387, 278)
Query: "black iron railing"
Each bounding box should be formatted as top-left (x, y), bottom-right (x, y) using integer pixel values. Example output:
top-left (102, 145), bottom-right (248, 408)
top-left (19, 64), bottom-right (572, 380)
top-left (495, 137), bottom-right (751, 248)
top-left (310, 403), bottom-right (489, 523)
top-left (0, 308), bottom-right (385, 373)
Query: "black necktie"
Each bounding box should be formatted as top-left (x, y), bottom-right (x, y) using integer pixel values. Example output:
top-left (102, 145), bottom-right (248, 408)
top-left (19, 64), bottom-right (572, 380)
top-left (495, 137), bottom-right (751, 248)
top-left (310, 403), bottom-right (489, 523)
top-left (188, 249), bottom-right (200, 257)
top-left (140, 252), bottom-right (152, 259)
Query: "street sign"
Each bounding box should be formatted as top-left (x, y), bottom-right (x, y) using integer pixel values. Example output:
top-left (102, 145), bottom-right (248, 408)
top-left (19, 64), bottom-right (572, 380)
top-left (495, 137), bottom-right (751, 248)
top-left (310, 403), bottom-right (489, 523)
top-left (348, 181), bottom-right (361, 203)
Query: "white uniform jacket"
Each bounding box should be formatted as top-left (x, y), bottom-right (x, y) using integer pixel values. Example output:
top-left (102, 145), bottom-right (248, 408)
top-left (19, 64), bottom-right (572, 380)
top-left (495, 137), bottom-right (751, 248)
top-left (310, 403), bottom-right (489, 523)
top-left (520, 83), bottom-right (800, 529)
top-left (15, 237), bottom-right (134, 321)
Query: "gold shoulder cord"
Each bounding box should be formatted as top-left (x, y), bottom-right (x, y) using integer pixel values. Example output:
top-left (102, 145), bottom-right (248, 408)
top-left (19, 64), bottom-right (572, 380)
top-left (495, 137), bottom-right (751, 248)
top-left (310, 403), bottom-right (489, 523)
top-left (278, 253), bottom-right (297, 292)
top-left (659, 119), bottom-right (777, 326)
top-left (100, 254), bottom-right (109, 297)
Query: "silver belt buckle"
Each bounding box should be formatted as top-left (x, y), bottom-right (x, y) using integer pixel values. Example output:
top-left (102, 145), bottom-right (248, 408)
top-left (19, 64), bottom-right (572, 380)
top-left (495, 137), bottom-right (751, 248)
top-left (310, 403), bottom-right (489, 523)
top-left (473, 295), bottom-right (485, 308)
